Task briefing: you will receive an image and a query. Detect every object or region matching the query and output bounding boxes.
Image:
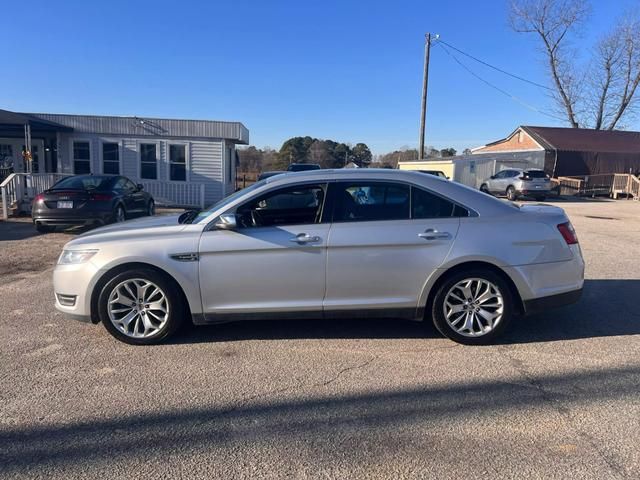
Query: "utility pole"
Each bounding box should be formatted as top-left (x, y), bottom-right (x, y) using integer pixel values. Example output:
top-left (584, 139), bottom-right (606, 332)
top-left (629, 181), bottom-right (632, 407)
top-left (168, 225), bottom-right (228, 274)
top-left (419, 33), bottom-right (433, 160)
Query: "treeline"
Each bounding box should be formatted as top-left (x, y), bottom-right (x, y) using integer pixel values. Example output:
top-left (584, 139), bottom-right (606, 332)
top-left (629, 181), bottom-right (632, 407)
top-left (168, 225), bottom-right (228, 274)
top-left (237, 136), bottom-right (372, 173)
top-left (238, 137), bottom-right (464, 172)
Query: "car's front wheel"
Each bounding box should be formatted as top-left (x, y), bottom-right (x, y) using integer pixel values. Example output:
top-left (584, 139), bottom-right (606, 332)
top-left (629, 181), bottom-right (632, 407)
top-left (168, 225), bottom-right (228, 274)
top-left (113, 205), bottom-right (126, 223)
top-left (98, 268), bottom-right (185, 345)
top-left (147, 200), bottom-right (155, 216)
top-left (431, 269), bottom-right (514, 345)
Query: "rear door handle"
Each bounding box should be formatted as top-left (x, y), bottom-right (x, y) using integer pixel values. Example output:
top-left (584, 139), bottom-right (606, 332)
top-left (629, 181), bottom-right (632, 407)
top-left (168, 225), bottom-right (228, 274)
top-left (290, 233), bottom-right (321, 244)
top-left (418, 229), bottom-right (451, 241)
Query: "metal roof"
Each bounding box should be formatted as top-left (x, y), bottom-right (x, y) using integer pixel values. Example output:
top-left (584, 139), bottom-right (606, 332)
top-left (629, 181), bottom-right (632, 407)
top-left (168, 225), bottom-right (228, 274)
top-left (1, 109), bottom-right (249, 143)
top-left (522, 126), bottom-right (640, 153)
top-left (28, 113), bottom-right (249, 143)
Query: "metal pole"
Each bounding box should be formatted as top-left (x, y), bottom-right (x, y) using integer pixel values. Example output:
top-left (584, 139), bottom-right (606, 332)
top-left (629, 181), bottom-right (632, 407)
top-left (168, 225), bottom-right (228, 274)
top-left (419, 33), bottom-right (432, 160)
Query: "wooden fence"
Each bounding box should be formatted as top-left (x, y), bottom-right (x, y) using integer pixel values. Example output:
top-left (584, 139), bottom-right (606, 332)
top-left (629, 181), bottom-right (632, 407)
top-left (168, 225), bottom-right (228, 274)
top-left (551, 173), bottom-right (639, 199)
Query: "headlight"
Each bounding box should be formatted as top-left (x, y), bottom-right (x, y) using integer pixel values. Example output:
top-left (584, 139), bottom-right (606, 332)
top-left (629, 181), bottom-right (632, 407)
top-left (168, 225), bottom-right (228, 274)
top-left (58, 249), bottom-right (98, 265)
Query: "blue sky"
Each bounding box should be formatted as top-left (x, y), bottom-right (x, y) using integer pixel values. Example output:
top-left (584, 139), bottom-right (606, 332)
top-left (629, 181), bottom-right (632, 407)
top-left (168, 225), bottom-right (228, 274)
top-left (1, 0), bottom-right (636, 154)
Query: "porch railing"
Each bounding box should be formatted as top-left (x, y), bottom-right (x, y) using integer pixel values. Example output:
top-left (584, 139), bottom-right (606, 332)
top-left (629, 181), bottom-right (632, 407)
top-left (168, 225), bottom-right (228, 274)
top-left (136, 180), bottom-right (206, 209)
top-left (552, 173), bottom-right (639, 199)
top-left (1, 173), bottom-right (70, 220)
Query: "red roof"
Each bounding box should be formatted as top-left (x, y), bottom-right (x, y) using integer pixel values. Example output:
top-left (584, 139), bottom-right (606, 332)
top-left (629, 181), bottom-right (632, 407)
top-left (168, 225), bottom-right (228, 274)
top-left (523, 126), bottom-right (640, 153)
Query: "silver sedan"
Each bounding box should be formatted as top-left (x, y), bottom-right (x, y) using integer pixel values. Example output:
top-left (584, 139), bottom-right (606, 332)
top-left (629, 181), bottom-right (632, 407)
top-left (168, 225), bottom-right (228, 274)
top-left (53, 169), bottom-right (584, 345)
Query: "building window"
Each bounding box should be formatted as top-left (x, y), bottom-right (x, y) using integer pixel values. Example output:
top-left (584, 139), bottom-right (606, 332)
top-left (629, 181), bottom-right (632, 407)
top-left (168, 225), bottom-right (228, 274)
top-left (169, 144), bottom-right (186, 181)
top-left (139, 143), bottom-right (157, 179)
top-left (73, 141), bottom-right (91, 174)
top-left (102, 142), bottom-right (120, 174)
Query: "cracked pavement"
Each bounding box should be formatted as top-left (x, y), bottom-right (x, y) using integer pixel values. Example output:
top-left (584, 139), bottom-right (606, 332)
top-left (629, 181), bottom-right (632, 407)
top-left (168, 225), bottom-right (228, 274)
top-left (1, 200), bottom-right (639, 479)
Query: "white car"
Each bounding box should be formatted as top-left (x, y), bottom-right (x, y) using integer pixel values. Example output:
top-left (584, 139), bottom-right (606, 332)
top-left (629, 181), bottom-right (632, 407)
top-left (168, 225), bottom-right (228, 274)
top-left (53, 169), bottom-right (584, 345)
top-left (480, 168), bottom-right (551, 201)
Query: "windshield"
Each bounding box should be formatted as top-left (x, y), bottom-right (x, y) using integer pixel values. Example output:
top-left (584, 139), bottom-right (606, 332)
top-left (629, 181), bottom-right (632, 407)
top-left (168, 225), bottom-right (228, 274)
top-left (192, 180), bottom-right (267, 224)
top-left (51, 175), bottom-right (113, 191)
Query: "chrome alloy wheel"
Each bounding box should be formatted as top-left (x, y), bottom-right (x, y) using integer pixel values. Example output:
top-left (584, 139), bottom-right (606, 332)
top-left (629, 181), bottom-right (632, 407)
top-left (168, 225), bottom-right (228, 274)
top-left (107, 279), bottom-right (169, 338)
top-left (443, 278), bottom-right (504, 337)
top-left (116, 207), bottom-right (126, 223)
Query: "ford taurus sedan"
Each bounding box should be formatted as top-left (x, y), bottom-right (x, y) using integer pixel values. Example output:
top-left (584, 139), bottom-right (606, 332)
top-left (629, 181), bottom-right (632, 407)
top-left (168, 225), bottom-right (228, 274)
top-left (53, 169), bottom-right (584, 345)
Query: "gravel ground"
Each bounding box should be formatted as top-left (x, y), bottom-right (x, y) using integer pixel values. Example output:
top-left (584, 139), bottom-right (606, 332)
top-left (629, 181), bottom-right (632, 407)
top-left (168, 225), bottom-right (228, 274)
top-left (1, 199), bottom-right (639, 479)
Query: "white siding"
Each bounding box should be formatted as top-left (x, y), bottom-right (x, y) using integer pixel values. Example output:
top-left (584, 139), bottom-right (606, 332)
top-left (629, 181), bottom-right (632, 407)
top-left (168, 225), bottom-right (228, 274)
top-left (56, 133), bottom-right (226, 206)
top-left (191, 140), bottom-right (224, 205)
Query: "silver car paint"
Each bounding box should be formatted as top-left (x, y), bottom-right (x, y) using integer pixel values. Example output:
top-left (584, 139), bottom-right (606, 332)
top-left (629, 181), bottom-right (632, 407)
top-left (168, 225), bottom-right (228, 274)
top-left (53, 169), bottom-right (583, 322)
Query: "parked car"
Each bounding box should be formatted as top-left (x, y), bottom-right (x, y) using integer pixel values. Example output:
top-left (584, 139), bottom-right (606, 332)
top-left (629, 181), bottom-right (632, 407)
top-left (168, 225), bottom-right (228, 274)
top-left (417, 170), bottom-right (449, 179)
top-left (32, 175), bottom-right (155, 233)
top-left (257, 171), bottom-right (285, 181)
top-left (53, 169), bottom-right (583, 345)
top-left (287, 163), bottom-right (321, 172)
top-left (480, 168), bottom-right (551, 201)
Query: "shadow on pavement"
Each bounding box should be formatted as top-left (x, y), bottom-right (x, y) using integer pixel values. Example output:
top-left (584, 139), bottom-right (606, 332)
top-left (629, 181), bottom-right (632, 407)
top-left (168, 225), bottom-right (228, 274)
top-left (172, 279), bottom-right (640, 345)
top-left (0, 365), bottom-right (637, 472)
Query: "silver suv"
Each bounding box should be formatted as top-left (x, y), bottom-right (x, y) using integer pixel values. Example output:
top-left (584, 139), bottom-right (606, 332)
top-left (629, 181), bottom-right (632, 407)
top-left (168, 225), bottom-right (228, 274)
top-left (53, 169), bottom-right (583, 346)
top-left (480, 169), bottom-right (551, 201)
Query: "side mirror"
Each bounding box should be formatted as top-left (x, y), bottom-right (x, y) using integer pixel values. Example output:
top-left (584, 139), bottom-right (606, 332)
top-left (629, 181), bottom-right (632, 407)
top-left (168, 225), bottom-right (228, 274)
top-left (136, 183), bottom-right (144, 191)
top-left (214, 213), bottom-right (238, 230)
top-left (490, 175), bottom-right (496, 180)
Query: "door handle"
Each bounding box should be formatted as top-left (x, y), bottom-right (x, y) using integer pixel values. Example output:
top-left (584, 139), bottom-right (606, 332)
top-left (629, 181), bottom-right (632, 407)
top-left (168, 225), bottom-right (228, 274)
top-left (290, 233), bottom-right (321, 244)
top-left (418, 229), bottom-right (451, 241)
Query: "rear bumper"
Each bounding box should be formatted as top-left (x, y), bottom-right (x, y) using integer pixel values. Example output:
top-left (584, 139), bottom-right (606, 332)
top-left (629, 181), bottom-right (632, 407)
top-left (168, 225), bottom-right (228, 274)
top-left (33, 211), bottom-right (112, 227)
top-left (523, 287), bottom-right (582, 315)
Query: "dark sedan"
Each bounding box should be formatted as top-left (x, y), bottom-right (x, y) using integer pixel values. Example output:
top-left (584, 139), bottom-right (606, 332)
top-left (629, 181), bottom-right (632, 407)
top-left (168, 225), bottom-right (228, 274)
top-left (32, 175), bottom-right (155, 232)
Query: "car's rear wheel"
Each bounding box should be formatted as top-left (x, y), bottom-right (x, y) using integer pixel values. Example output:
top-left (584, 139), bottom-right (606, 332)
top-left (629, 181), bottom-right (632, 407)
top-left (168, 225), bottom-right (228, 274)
top-left (147, 200), bottom-right (155, 216)
top-left (534, 195), bottom-right (546, 202)
top-left (431, 269), bottom-right (514, 345)
top-left (98, 268), bottom-right (185, 345)
top-left (480, 184), bottom-right (490, 195)
top-left (506, 186), bottom-right (518, 201)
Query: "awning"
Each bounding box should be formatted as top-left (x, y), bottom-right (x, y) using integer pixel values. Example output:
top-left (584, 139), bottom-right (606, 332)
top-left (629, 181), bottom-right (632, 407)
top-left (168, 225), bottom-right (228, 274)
top-left (0, 108), bottom-right (73, 132)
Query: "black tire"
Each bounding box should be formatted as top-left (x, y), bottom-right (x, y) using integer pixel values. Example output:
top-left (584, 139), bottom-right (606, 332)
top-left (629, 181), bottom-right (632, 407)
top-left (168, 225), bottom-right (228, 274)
top-left (506, 186), bottom-right (518, 201)
top-left (112, 204), bottom-right (126, 223)
top-left (431, 269), bottom-right (514, 345)
top-left (97, 268), bottom-right (185, 345)
top-left (147, 200), bottom-right (155, 216)
top-left (35, 223), bottom-right (53, 233)
top-left (534, 196), bottom-right (546, 202)
top-left (479, 184), bottom-right (491, 195)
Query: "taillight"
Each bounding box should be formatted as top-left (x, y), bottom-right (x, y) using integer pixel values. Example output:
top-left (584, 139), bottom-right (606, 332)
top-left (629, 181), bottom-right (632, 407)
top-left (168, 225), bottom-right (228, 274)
top-left (34, 194), bottom-right (44, 203)
top-left (90, 193), bottom-right (113, 201)
top-left (557, 222), bottom-right (578, 245)
top-left (519, 175), bottom-right (530, 181)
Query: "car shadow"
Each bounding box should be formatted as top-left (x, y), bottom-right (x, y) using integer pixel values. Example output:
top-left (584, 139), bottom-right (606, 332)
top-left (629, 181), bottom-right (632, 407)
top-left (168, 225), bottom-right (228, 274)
top-left (171, 279), bottom-right (640, 345)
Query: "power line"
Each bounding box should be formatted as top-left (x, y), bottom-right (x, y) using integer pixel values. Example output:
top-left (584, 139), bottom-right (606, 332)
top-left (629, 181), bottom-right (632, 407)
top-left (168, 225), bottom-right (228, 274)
top-left (436, 38), bottom-right (553, 91)
top-left (436, 42), bottom-right (566, 122)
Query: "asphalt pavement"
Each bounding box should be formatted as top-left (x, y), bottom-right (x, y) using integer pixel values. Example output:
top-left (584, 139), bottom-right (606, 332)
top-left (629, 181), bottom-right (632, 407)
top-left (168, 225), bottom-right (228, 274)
top-left (1, 199), bottom-right (639, 479)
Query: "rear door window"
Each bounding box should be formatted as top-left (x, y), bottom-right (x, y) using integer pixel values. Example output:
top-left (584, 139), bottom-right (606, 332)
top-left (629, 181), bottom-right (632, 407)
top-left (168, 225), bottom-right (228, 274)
top-left (332, 182), bottom-right (410, 222)
top-left (525, 170), bottom-right (547, 178)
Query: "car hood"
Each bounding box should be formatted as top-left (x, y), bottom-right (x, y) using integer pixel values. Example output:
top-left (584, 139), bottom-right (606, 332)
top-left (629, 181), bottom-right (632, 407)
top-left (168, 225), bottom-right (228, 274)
top-left (78, 214), bottom-right (184, 237)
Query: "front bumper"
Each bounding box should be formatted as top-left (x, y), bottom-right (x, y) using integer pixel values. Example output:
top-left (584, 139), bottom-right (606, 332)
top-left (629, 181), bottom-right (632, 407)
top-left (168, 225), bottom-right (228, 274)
top-left (54, 261), bottom-right (101, 322)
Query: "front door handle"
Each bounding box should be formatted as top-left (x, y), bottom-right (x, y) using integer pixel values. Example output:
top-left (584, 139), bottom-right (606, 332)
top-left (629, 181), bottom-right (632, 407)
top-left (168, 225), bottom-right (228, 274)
top-left (290, 233), bottom-right (321, 244)
top-left (418, 229), bottom-right (451, 241)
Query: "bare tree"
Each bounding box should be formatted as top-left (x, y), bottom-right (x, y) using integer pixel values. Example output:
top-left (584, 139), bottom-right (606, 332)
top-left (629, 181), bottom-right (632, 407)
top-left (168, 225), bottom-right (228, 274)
top-left (510, 0), bottom-right (590, 128)
top-left (511, 0), bottom-right (640, 130)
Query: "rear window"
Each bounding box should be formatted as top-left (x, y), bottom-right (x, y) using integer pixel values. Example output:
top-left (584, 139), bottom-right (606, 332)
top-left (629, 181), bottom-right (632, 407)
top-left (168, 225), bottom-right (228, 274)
top-left (524, 170), bottom-right (547, 178)
top-left (51, 176), bottom-right (113, 191)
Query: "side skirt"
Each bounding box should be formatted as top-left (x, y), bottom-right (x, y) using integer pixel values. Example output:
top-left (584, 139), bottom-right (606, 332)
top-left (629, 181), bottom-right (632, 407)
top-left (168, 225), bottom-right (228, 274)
top-left (193, 307), bottom-right (423, 325)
